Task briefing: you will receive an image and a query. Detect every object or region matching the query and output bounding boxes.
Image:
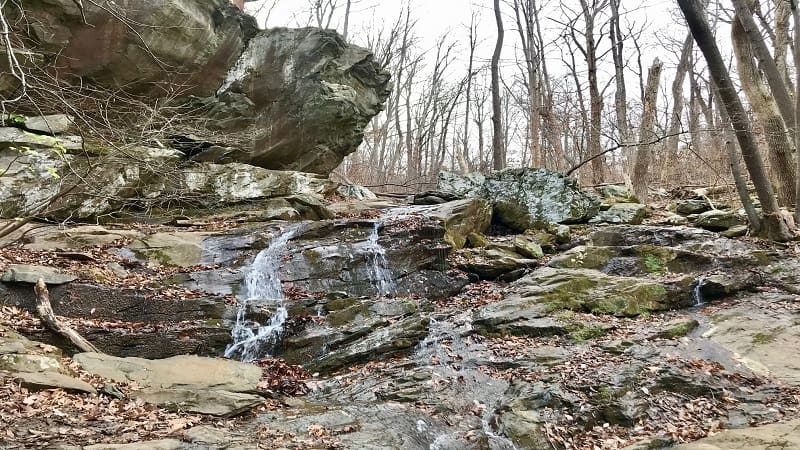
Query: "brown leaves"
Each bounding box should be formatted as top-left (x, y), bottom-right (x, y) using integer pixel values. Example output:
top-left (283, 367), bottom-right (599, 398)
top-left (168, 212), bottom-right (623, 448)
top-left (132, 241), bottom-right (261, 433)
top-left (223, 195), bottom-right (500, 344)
top-left (252, 358), bottom-right (310, 396)
top-left (0, 372), bottom-right (206, 448)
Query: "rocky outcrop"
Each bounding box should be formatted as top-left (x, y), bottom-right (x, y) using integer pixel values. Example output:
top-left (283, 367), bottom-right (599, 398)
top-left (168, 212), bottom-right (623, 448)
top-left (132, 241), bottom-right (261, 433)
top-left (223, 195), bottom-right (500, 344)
top-left (0, 144), bottom-right (335, 220)
top-left (0, 324), bottom-right (96, 394)
top-left (204, 27), bottom-right (392, 173)
top-left (74, 353), bottom-right (264, 416)
top-left (6, 2), bottom-right (390, 175)
top-left (590, 202), bottom-right (647, 225)
top-left (4, 0), bottom-right (254, 97)
top-left (283, 297), bottom-right (432, 374)
top-left (473, 267), bottom-right (691, 335)
top-left (437, 168), bottom-right (600, 230)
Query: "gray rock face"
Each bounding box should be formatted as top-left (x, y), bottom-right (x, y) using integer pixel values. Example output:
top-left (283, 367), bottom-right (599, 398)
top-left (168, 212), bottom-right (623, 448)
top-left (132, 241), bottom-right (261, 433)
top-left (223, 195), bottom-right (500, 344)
top-left (336, 184), bottom-right (377, 200)
top-left (437, 168), bottom-right (600, 230)
top-left (0, 145), bottom-right (335, 220)
top-left (1, 264), bottom-right (77, 285)
top-left (6, 2), bottom-right (389, 175)
top-left (590, 203), bottom-right (646, 225)
top-left (72, 353), bottom-right (262, 392)
top-left (134, 388), bottom-right (263, 417)
top-left (694, 209), bottom-right (741, 231)
top-left (13, 371), bottom-right (96, 394)
top-left (5, 1), bottom-right (253, 97)
top-left (24, 114), bottom-right (74, 134)
top-left (438, 171), bottom-right (486, 198)
top-left (676, 199), bottom-right (712, 215)
top-left (205, 27), bottom-right (391, 173)
top-left (669, 419), bottom-right (800, 450)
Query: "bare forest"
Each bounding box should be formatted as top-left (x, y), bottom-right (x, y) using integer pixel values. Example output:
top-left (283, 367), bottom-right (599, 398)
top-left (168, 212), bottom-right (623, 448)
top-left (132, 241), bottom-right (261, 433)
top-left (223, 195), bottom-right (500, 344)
top-left (247, 0), bottom-right (800, 240)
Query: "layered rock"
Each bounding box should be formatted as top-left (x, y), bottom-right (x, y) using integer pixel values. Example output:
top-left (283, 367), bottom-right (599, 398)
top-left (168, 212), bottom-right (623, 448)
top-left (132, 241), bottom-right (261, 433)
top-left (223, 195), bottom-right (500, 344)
top-left (0, 144), bottom-right (335, 220)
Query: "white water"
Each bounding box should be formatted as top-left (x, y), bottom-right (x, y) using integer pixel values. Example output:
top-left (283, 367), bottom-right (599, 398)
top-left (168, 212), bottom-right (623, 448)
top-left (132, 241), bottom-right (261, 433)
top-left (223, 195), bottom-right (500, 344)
top-left (364, 221), bottom-right (397, 297)
top-left (225, 225), bottom-right (302, 362)
top-left (693, 276), bottom-right (706, 306)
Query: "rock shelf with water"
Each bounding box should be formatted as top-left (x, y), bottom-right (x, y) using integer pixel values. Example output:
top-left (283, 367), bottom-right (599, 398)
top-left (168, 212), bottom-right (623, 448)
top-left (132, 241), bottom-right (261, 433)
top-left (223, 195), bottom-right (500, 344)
top-left (2, 199), bottom-right (800, 449)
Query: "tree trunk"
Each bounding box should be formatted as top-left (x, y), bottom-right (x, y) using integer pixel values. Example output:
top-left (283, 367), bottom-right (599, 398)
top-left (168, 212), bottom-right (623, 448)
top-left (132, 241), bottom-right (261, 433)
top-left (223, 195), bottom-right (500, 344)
top-left (732, 17), bottom-right (797, 207)
top-left (730, 0), bottom-right (795, 128)
top-left (712, 84), bottom-right (761, 231)
top-left (34, 279), bottom-right (101, 354)
top-left (462, 15), bottom-right (478, 174)
top-left (578, 0), bottom-right (605, 184)
top-left (678, 0), bottom-right (793, 241)
top-left (491, 0), bottom-right (505, 170)
top-left (610, 0), bottom-right (630, 148)
top-left (775, 0), bottom-right (794, 92)
top-left (342, 0), bottom-right (352, 40)
top-left (667, 34), bottom-right (693, 154)
top-left (791, 0), bottom-right (800, 222)
top-left (632, 59), bottom-right (663, 204)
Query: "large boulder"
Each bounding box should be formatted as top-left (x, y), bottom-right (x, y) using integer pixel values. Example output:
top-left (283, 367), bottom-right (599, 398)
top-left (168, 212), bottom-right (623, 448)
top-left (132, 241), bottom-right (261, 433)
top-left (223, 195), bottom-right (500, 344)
top-left (437, 169), bottom-right (600, 230)
top-left (590, 202), bottom-right (646, 225)
top-left (6, 2), bottom-right (390, 175)
top-left (204, 27), bottom-right (392, 173)
top-left (406, 199), bottom-right (492, 249)
top-left (4, 0), bottom-right (254, 97)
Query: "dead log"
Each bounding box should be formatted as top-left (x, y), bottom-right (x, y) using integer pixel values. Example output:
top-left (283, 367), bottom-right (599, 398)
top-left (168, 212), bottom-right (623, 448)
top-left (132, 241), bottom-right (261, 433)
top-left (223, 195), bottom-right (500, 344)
top-left (34, 278), bottom-right (102, 354)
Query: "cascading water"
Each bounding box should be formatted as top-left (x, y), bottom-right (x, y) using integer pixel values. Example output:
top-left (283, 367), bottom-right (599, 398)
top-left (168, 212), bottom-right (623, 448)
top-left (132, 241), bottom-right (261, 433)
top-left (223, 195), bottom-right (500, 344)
top-left (225, 225), bottom-right (303, 362)
top-left (693, 276), bottom-right (706, 306)
top-left (417, 318), bottom-right (519, 450)
top-left (363, 221), bottom-right (397, 297)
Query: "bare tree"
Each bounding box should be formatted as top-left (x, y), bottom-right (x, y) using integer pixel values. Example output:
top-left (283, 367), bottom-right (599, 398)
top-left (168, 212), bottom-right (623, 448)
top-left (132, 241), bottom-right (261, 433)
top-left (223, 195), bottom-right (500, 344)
top-left (459, 13), bottom-right (480, 174)
top-left (678, 0), bottom-right (793, 241)
top-left (609, 0), bottom-right (631, 148)
top-left (732, 12), bottom-right (797, 207)
top-left (631, 58), bottom-right (662, 204)
top-left (791, 0), bottom-right (800, 221)
top-left (491, 0), bottom-right (506, 170)
top-left (666, 33), bottom-right (693, 155)
top-left (511, 0), bottom-right (543, 167)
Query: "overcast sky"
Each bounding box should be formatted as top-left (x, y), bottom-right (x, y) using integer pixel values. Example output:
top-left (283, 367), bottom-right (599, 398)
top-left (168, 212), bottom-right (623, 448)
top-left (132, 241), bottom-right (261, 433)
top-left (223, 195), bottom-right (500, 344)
top-left (245, 0), bottom-right (688, 95)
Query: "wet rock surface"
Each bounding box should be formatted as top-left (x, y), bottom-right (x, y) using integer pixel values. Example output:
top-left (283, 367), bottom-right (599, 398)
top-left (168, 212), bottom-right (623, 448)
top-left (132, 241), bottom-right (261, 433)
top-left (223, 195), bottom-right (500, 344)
top-left (2, 201), bottom-right (800, 449)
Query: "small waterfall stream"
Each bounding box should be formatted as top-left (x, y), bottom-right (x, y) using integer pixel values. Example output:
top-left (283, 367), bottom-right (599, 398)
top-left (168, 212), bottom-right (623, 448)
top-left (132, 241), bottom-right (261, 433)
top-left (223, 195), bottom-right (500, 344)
top-left (693, 276), bottom-right (706, 307)
top-left (225, 225), bottom-right (303, 362)
top-left (416, 317), bottom-right (519, 450)
top-left (363, 221), bottom-right (397, 297)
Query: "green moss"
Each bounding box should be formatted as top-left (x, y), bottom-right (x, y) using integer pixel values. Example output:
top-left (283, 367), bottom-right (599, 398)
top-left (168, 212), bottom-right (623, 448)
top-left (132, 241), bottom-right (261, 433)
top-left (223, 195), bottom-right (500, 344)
top-left (643, 254), bottom-right (664, 274)
top-left (326, 297), bottom-right (360, 311)
top-left (635, 245), bottom-right (674, 274)
top-left (326, 303), bottom-right (371, 327)
top-left (660, 320), bottom-right (699, 338)
top-left (566, 323), bottom-right (608, 342)
top-left (752, 329), bottom-right (782, 345)
top-left (595, 385), bottom-right (616, 404)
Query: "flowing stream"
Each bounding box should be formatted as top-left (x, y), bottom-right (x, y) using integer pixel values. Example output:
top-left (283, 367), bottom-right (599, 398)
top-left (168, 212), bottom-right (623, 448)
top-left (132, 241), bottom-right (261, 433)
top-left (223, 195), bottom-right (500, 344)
top-left (363, 221), bottom-right (397, 297)
top-left (693, 276), bottom-right (706, 306)
top-left (225, 225), bottom-right (303, 361)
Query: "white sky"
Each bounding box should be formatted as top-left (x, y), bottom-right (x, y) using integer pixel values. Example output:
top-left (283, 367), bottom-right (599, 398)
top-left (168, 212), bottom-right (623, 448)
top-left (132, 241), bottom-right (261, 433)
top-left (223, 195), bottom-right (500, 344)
top-left (246, 0), bottom-right (684, 97)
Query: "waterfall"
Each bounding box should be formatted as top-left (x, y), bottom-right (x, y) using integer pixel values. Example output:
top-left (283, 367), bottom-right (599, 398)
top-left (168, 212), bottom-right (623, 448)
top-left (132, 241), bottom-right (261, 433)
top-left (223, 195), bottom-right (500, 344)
top-left (693, 276), bottom-right (706, 306)
top-left (364, 221), bottom-right (397, 297)
top-left (225, 225), bottom-right (302, 362)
